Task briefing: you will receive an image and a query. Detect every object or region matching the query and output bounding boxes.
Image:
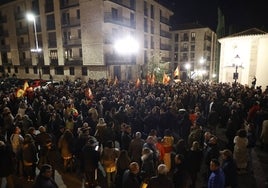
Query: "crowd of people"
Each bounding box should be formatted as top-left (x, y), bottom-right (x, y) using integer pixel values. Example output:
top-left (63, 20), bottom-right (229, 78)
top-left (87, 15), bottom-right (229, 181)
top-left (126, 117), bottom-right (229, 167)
top-left (0, 77), bottom-right (268, 188)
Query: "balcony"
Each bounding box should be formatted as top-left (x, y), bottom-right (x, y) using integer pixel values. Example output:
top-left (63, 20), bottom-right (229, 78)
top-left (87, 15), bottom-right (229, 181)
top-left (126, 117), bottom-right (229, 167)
top-left (62, 17), bottom-right (80, 27)
top-left (104, 12), bottom-right (135, 29)
top-left (107, 0), bottom-right (135, 11)
top-left (160, 16), bottom-right (170, 25)
top-left (63, 38), bottom-right (81, 47)
top-left (105, 53), bottom-right (136, 65)
top-left (64, 58), bottom-right (83, 66)
top-left (60, 0), bottom-right (79, 9)
top-left (160, 43), bottom-right (171, 51)
top-left (50, 58), bottom-right (59, 66)
top-left (160, 30), bottom-right (171, 39)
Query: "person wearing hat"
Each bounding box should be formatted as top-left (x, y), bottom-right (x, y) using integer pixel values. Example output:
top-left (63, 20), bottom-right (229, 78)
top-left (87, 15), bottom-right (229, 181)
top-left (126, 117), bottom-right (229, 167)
top-left (94, 118), bottom-right (107, 145)
top-left (221, 149), bottom-right (237, 187)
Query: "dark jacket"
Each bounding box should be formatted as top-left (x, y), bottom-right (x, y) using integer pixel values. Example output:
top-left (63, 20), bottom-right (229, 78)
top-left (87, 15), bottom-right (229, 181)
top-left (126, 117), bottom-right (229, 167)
top-left (0, 143), bottom-right (14, 177)
top-left (147, 174), bottom-right (174, 188)
top-left (122, 169), bottom-right (142, 188)
top-left (33, 175), bottom-right (58, 188)
top-left (222, 158), bottom-right (238, 187)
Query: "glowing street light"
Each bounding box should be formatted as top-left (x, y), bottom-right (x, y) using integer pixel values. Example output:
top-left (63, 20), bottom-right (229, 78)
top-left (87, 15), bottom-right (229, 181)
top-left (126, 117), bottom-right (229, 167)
top-left (27, 13), bottom-right (42, 79)
top-left (185, 63), bottom-right (191, 79)
top-left (114, 36), bottom-right (139, 55)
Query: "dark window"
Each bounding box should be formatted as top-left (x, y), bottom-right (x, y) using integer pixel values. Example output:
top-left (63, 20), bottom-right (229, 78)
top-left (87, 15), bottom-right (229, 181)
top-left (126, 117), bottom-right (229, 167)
top-left (47, 14), bottom-right (55, 30)
top-left (69, 67), bottom-right (75, 75)
top-left (55, 67), bottom-right (64, 75)
top-left (82, 67), bottom-right (87, 76)
top-left (25, 67), bottom-right (29, 74)
top-left (175, 34), bottom-right (179, 42)
top-left (33, 66), bottom-right (37, 74)
top-left (77, 9), bottom-right (80, 19)
top-left (112, 8), bottom-right (118, 19)
top-left (79, 48), bottom-right (82, 57)
top-left (144, 18), bottom-right (148, 32)
top-left (48, 32), bottom-right (57, 48)
top-left (42, 66), bottom-right (50, 75)
top-left (150, 5), bottom-right (154, 19)
top-left (14, 66), bottom-right (18, 73)
top-left (45, 0), bottom-right (54, 12)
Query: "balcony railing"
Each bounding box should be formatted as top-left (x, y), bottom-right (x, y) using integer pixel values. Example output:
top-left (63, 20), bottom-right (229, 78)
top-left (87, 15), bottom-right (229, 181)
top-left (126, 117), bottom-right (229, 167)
top-left (160, 16), bottom-right (170, 25)
top-left (160, 43), bottom-right (171, 51)
top-left (62, 17), bottom-right (80, 27)
top-left (107, 0), bottom-right (135, 11)
top-left (63, 38), bottom-right (81, 47)
top-left (64, 58), bottom-right (83, 66)
top-left (50, 58), bottom-right (59, 66)
top-left (104, 12), bottom-right (135, 29)
top-left (160, 30), bottom-right (171, 39)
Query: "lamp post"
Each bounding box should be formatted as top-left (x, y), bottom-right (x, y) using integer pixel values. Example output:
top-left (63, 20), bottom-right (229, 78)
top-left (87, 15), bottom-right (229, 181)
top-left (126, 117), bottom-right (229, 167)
top-left (185, 63), bottom-right (191, 80)
top-left (27, 13), bottom-right (42, 80)
top-left (199, 57), bottom-right (206, 80)
top-left (233, 54), bottom-right (241, 85)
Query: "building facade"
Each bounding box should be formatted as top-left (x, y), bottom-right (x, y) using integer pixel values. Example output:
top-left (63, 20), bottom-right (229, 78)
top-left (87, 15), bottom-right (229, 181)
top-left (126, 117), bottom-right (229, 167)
top-left (218, 28), bottom-right (268, 89)
top-left (171, 24), bottom-right (217, 81)
top-left (0, 0), bottom-right (173, 81)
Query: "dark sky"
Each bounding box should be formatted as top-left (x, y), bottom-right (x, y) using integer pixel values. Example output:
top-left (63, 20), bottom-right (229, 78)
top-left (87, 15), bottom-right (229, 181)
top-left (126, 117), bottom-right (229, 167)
top-left (160, 0), bottom-right (268, 32)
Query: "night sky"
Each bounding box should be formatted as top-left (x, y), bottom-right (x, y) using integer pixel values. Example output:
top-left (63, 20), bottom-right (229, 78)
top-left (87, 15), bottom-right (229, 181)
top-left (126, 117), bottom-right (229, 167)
top-left (160, 0), bottom-right (268, 32)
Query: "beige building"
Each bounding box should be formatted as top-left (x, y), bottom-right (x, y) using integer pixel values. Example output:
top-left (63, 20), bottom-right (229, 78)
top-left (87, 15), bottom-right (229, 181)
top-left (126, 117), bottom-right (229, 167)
top-left (171, 23), bottom-right (217, 81)
top-left (218, 28), bottom-right (268, 89)
top-left (0, 0), bottom-right (173, 81)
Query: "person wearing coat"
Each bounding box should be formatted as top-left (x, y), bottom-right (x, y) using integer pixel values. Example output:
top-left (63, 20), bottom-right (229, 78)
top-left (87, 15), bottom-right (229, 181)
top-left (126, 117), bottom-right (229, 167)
top-left (33, 164), bottom-right (58, 188)
top-left (0, 141), bottom-right (15, 188)
top-left (147, 164), bottom-right (174, 188)
top-left (22, 134), bottom-right (38, 181)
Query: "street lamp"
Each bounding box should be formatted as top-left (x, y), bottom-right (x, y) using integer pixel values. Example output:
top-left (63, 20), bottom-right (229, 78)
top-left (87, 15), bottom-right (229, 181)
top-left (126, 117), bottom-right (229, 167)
top-left (233, 54), bottom-right (241, 85)
top-left (185, 63), bottom-right (191, 80)
top-left (27, 13), bottom-right (42, 79)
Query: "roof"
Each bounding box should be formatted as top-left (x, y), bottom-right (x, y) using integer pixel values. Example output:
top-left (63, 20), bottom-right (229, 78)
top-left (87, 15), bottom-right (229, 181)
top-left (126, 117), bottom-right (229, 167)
top-left (229, 28), bottom-right (267, 37)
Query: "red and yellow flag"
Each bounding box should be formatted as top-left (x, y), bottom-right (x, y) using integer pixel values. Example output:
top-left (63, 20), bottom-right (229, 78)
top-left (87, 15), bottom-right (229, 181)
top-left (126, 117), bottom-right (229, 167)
top-left (113, 76), bottom-right (118, 85)
top-left (174, 66), bottom-right (180, 78)
top-left (135, 78), bottom-right (141, 88)
top-left (162, 72), bottom-right (170, 85)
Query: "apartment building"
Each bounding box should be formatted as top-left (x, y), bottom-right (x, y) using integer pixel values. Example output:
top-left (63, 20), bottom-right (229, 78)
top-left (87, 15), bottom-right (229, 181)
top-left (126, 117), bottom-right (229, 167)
top-left (0, 0), bottom-right (173, 81)
top-left (171, 23), bottom-right (217, 81)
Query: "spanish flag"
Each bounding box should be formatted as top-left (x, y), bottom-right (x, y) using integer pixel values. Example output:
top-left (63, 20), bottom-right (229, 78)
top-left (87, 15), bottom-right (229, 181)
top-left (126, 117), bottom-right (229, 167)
top-left (113, 76), bottom-right (118, 85)
top-left (85, 87), bottom-right (93, 99)
top-left (23, 81), bottom-right (29, 91)
top-left (135, 78), bottom-right (141, 88)
top-left (174, 66), bottom-right (180, 78)
top-left (162, 72), bottom-right (170, 85)
top-left (16, 88), bottom-right (25, 98)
